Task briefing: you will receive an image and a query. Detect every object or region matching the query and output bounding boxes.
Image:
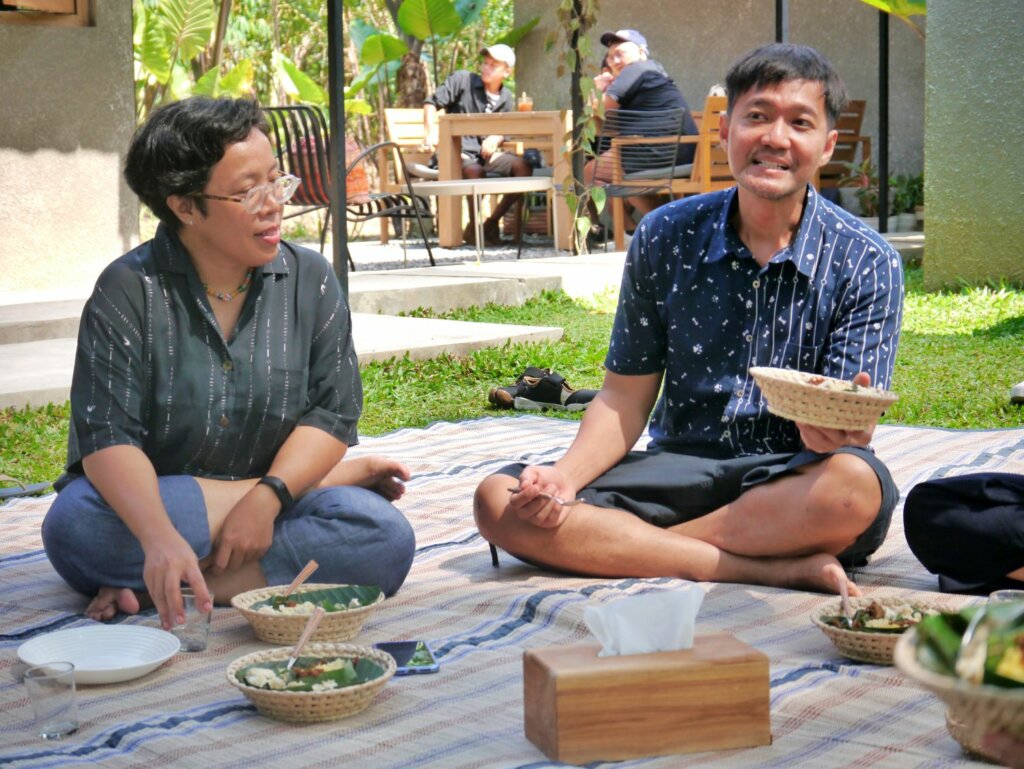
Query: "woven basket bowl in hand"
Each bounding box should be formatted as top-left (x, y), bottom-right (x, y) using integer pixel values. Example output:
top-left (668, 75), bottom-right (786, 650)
top-left (894, 629), bottom-right (1024, 758)
top-left (227, 643), bottom-right (396, 723)
top-left (749, 366), bottom-right (898, 431)
top-left (812, 596), bottom-right (941, 665)
top-left (231, 583), bottom-right (383, 644)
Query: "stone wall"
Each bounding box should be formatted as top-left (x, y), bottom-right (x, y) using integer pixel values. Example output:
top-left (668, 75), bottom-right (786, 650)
top-left (0, 0), bottom-right (137, 303)
top-left (924, 0), bottom-right (1024, 289)
top-left (513, 0), bottom-right (925, 176)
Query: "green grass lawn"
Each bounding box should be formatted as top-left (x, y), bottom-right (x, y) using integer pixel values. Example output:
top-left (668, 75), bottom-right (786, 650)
top-left (3, 266), bottom-right (1023, 488)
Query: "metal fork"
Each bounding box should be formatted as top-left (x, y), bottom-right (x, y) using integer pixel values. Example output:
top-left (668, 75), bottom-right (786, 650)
top-left (507, 487), bottom-right (584, 507)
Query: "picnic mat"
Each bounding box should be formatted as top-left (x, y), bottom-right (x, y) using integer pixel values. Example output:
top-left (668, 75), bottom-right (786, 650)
top-left (3, 416), bottom-right (1024, 768)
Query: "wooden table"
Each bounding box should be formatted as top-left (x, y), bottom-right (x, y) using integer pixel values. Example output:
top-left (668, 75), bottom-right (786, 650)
top-left (437, 110), bottom-right (572, 250)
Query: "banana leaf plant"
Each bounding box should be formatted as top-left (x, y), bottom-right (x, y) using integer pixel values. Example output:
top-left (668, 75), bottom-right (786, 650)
top-left (859, 0), bottom-right (926, 38)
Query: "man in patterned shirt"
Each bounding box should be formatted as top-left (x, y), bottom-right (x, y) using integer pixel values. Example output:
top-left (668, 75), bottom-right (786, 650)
top-left (474, 44), bottom-right (903, 596)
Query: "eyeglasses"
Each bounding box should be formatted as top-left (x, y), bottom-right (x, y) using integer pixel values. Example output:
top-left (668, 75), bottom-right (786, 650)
top-left (193, 174), bottom-right (302, 214)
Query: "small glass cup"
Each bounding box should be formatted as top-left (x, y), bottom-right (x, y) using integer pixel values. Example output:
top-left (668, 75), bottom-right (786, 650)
top-left (170, 588), bottom-right (214, 652)
top-left (517, 92), bottom-right (534, 112)
top-left (24, 661), bottom-right (79, 740)
top-left (988, 589), bottom-right (1024, 603)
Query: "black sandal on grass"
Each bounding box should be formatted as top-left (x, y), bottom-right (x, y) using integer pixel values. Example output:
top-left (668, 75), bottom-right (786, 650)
top-left (0, 474), bottom-right (53, 500)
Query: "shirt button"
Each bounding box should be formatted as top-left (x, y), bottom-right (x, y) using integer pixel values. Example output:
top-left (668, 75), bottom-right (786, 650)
top-left (752, 279), bottom-right (761, 288)
top-left (745, 333), bottom-right (753, 342)
top-left (219, 415), bottom-right (230, 428)
top-left (222, 360), bottom-right (234, 372)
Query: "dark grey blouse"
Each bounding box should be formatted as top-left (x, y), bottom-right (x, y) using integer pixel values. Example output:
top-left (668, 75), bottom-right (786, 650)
top-left (58, 224), bottom-right (361, 488)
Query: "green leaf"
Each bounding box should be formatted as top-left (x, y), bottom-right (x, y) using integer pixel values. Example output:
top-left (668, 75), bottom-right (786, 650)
top-left (453, 0), bottom-right (486, 25)
top-left (219, 59), bottom-right (255, 98)
top-left (276, 52), bottom-right (328, 106)
top-left (236, 656), bottom-right (386, 692)
top-left (250, 584), bottom-right (383, 611)
top-left (575, 216), bottom-right (592, 236)
top-left (494, 17), bottom-right (540, 49)
top-left (193, 66), bottom-right (220, 97)
top-left (345, 99), bottom-right (374, 116)
top-left (592, 187), bottom-right (606, 214)
top-left (349, 17), bottom-right (384, 52)
top-left (360, 33), bottom-right (410, 66)
top-left (160, 0), bottom-right (216, 63)
top-left (397, 0), bottom-right (463, 41)
top-left (140, 19), bottom-right (173, 84)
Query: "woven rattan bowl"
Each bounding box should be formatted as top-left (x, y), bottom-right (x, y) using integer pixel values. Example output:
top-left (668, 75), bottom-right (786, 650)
top-left (231, 583), bottom-right (384, 645)
top-left (894, 629), bottom-right (1024, 757)
top-left (812, 597), bottom-right (940, 665)
top-left (749, 366), bottom-right (899, 431)
top-left (227, 642), bottom-right (396, 723)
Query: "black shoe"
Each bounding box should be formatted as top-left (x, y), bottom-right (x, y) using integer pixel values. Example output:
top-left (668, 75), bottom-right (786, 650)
top-left (488, 367), bottom-right (598, 411)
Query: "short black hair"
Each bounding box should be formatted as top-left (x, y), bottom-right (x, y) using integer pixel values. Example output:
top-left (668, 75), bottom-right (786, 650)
top-left (724, 44), bottom-right (848, 128)
top-left (124, 97), bottom-right (268, 230)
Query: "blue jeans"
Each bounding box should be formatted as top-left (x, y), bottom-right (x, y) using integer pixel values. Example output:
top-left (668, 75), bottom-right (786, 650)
top-left (42, 476), bottom-right (415, 597)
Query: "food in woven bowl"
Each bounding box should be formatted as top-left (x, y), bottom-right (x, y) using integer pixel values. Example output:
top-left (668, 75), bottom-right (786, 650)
top-left (894, 604), bottom-right (1024, 761)
top-left (231, 583), bottom-right (384, 644)
top-left (227, 642), bottom-right (396, 723)
top-left (812, 596), bottom-right (941, 664)
top-left (749, 366), bottom-right (899, 431)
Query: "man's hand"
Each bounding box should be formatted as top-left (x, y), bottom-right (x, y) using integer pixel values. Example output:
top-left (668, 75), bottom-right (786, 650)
top-left (507, 465), bottom-right (578, 529)
top-left (795, 371), bottom-right (876, 453)
top-left (209, 486), bottom-right (278, 575)
top-left (593, 72), bottom-right (614, 93)
top-left (140, 533), bottom-right (210, 631)
top-left (480, 135), bottom-right (503, 160)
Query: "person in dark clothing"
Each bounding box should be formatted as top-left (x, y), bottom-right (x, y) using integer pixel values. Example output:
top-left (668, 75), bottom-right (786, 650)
top-left (903, 473), bottom-right (1024, 594)
top-left (423, 44), bottom-right (533, 246)
top-left (586, 29), bottom-right (699, 223)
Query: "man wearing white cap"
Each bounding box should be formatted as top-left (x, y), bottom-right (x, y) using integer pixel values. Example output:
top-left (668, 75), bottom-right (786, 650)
top-left (423, 44), bottom-right (533, 246)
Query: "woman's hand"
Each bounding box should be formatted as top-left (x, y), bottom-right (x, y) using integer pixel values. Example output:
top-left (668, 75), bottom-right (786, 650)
top-left (140, 531), bottom-right (211, 630)
top-left (208, 485), bottom-right (278, 574)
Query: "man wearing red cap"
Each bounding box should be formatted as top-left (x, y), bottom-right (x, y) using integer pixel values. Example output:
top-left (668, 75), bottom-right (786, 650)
top-left (423, 45), bottom-right (533, 246)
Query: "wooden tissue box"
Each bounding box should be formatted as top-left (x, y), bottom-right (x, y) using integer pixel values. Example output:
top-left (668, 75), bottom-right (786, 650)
top-left (523, 633), bottom-right (771, 764)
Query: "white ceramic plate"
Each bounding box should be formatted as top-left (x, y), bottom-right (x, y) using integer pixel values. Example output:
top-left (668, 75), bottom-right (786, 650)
top-left (17, 625), bottom-right (180, 685)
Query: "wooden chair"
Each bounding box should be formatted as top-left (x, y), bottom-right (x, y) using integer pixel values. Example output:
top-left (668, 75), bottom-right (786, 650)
top-left (601, 96), bottom-right (734, 251)
top-left (381, 108), bottom-right (439, 194)
top-left (263, 106), bottom-right (434, 269)
top-left (817, 99), bottom-right (871, 189)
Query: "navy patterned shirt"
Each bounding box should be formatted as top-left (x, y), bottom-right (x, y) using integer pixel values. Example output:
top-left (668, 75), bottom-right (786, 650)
top-left (606, 185), bottom-right (904, 458)
top-left (59, 224), bottom-right (362, 488)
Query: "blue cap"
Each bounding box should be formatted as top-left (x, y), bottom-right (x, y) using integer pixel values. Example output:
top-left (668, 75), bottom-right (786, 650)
top-left (600, 29), bottom-right (649, 53)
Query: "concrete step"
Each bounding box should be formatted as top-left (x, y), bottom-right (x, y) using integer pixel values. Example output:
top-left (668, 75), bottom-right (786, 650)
top-left (0, 313), bottom-right (562, 409)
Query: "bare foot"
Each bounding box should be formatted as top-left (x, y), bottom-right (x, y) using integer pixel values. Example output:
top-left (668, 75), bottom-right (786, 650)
top-left (85, 587), bottom-right (151, 622)
top-left (765, 553), bottom-right (863, 596)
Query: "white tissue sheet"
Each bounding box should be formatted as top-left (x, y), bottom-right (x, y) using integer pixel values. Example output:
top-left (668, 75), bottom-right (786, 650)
top-left (583, 586), bottom-right (705, 657)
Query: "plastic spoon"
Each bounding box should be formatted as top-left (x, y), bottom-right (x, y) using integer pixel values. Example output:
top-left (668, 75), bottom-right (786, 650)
top-left (283, 560), bottom-right (319, 600)
top-left (286, 606), bottom-right (325, 672)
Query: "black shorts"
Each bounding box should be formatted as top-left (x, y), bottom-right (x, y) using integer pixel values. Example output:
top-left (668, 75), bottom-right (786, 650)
top-left (498, 446), bottom-right (898, 568)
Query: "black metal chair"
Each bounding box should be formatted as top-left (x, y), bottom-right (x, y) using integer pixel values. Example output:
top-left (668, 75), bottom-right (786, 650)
top-left (588, 107), bottom-right (690, 250)
top-left (262, 105), bottom-right (435, 269)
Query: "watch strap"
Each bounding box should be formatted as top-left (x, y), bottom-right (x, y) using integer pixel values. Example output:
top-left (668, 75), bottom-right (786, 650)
top-left (257, 475), bottom-right (293, 511)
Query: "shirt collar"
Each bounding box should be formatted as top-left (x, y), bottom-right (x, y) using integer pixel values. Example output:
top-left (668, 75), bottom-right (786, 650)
top-left (153, 223), bottom-right (290, 276)
top-left (703, 184), bottom-right (824, 278)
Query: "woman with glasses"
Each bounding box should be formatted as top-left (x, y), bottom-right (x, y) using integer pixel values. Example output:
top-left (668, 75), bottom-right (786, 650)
top-left (41, 97), bottom-right (416, 631)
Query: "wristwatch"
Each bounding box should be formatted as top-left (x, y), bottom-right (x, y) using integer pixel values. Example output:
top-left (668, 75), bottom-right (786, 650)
top-left (257, 475), bottom-right (293, 511)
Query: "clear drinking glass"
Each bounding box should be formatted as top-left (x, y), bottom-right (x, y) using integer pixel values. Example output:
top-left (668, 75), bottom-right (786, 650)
top-left (24, 661), bottom-right (79, 740)
top-left (988, 589), bottom-right (1024, 603)
top-left (170, 588), bottom-right (214, 652)
top-left (517, 92), bottom-right (534, 112)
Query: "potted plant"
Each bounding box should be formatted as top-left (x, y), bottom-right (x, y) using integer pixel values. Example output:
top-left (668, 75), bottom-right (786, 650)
top-left (889, 173), bottom-right (920, 232)
top-left (840, 159), bottom-right (882, 228)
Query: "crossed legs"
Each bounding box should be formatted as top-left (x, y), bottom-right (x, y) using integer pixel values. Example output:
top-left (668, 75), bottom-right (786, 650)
top-left (474, 452), bottom-right (884, 595)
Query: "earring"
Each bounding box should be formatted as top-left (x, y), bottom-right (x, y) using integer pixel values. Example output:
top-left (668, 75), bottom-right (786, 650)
top-left (188, 218), bottom-right (194, 226)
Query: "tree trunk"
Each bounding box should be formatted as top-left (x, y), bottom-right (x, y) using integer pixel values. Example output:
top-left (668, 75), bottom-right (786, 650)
top-left (395, 52), bottom-right (430, 107)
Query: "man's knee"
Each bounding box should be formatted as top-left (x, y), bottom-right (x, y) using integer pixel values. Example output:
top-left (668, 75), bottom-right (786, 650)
top-left (511, 157), bottom-right (532, 176)
top-left (473, 474), bottom-right (511, 544)
top-left (810, 452), bottom-right (884, 532)
top-left (463, 164), bottom-right (485, 179)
